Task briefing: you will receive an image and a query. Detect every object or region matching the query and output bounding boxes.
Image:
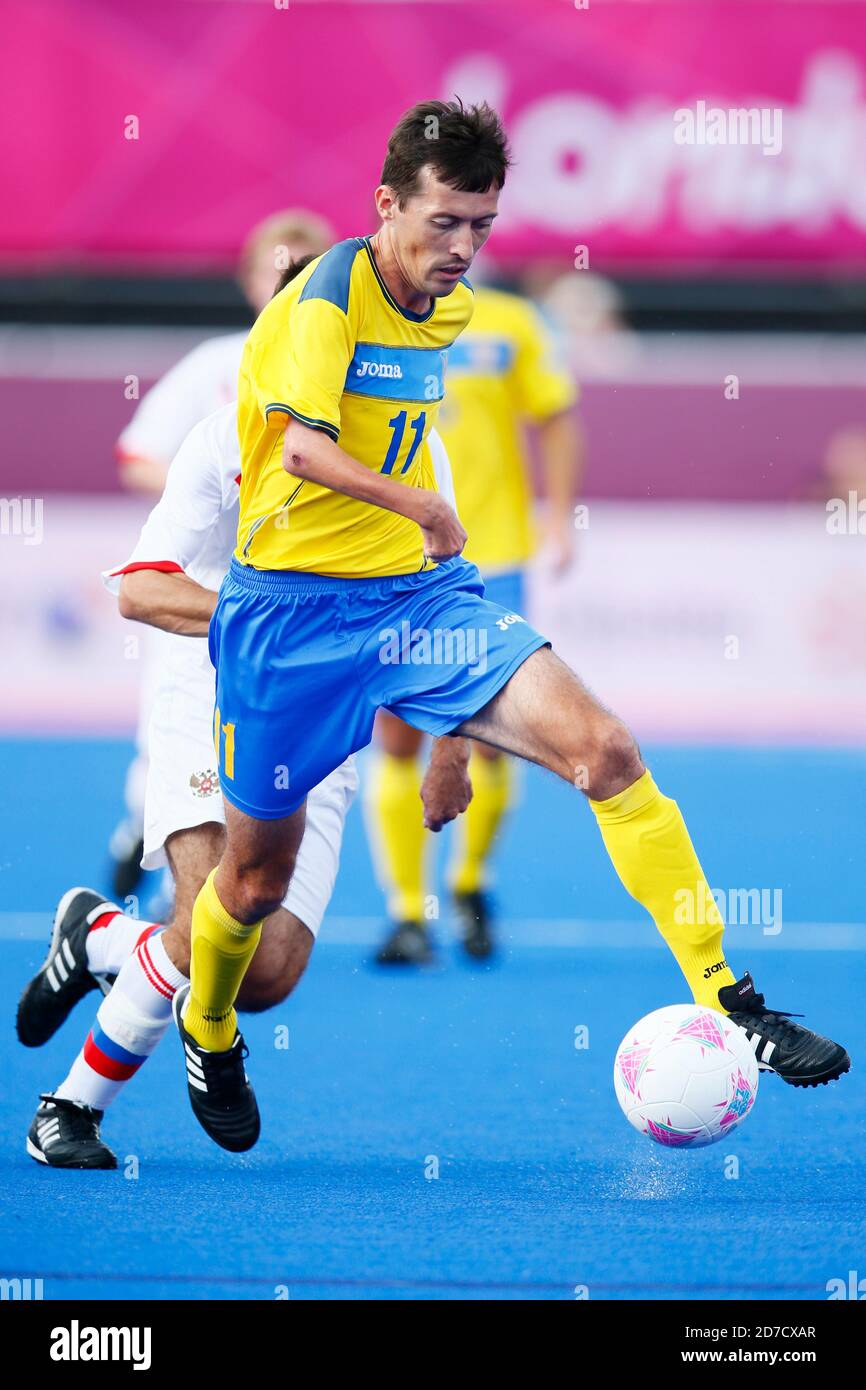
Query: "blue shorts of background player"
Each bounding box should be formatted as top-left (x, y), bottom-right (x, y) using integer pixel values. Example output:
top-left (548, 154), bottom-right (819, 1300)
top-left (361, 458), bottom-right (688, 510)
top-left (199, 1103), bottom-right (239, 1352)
top-left (209, 556), bottom-right (547, 818)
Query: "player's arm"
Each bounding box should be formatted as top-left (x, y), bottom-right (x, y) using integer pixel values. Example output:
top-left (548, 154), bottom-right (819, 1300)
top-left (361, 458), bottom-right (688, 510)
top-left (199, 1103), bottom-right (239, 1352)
top-left (118, 569), bottom-right (216, 636)
top-left (421, 734), bottom-right (472, 832)
top-left (511, 302), bottom-right (583, 571)
top-left (536, 409), bottom-right (585, 571)
top-left (106, 411), bottom-right (229, 635)
top-left (115, 342), bottom-right (219, 495)
top-left (260, 292), bottom-right (465, 560)
top-left (283, 418), bottom-right (466, 562)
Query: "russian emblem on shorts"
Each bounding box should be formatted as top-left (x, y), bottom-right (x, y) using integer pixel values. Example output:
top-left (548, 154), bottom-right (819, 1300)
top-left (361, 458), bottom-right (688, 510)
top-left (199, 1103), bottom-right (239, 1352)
top-left (190, 769), bottom-right (219, 798)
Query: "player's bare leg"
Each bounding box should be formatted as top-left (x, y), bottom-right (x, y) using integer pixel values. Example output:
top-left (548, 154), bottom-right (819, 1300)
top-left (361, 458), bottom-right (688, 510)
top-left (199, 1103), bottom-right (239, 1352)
top-left (457, 647), bottom-right (849, 1087)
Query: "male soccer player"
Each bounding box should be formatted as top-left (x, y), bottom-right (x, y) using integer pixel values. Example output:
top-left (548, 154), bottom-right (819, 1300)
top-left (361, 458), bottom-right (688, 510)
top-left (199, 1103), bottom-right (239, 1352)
top-left (178, 100), bottom-right (848, 1154)
top-left (17, 390), bottom-right (463, 1166)
top-left (371, 281), bottom-right (582, 963)
top-left (109, 210), bottom-right (333, 899)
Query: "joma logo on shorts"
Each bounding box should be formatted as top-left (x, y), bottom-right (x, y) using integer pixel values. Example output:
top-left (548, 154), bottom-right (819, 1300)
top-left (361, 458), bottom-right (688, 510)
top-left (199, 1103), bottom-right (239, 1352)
top-left (355, 360), bottom-right (403, 379)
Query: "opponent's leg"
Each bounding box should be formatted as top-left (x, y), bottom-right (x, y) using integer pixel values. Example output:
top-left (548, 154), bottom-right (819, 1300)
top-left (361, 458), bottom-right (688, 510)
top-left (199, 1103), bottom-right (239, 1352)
top-left (369, 712), bottom-right (432, 965)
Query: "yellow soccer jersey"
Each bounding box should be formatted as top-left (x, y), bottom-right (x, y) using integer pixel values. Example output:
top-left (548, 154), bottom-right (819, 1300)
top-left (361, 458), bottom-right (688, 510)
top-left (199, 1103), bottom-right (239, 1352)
top-left (235, 235), bottom-right (474, 576)
top-left (437, 287), bottom-right (577, 571)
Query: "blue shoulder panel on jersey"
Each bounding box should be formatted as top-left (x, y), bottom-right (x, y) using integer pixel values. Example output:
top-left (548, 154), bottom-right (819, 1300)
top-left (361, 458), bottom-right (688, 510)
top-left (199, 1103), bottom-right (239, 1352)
top-left (446, 337), bottom-right (514, 376)
top-left (344, 343), bottom-right (448, 403)
top-left (298, 238), bottom-right (365, 314)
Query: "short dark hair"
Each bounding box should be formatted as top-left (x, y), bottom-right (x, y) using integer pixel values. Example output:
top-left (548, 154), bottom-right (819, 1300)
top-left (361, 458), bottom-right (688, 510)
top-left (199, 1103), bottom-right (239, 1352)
top-left (272, 252), bottom-right (317, 297)
top-left (381, 99), bottom-right (511, 206)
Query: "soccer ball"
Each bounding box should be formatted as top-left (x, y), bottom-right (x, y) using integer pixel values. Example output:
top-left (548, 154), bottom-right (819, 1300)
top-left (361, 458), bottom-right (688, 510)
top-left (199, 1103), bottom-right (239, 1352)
top-left (613, 1004), bottom-right (758, 1148)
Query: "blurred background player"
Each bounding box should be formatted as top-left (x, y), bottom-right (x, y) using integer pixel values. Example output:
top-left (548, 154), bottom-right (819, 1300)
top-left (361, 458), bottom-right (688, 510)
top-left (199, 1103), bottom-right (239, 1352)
top-left (108, 210), bottom-right (334, 902)
top-left (369, 277), bottom-right (582, 964)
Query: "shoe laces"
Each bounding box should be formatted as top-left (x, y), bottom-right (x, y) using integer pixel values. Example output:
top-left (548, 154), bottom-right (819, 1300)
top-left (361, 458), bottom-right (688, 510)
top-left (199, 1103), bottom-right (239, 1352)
top-left (198, 1039), bottom-right (249, 1102)
top-left (39, 1094), bottom-right (101, 1138)
top-left (734, 994), bottom-right (803, 1038)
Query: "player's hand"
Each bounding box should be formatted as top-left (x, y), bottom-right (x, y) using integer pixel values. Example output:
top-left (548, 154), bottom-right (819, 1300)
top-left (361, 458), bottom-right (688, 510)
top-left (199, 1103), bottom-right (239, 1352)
top-left (541, 514), bottom-right (576, 575)
top-left (417, 492), bottom-right (467, 563)
top-left (421, 737), bottom-right (472, 832)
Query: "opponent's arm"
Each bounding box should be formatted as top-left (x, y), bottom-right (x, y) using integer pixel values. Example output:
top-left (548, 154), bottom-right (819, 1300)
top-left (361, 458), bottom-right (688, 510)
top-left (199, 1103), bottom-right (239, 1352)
top-left (118, 569), bottom-right (216, 636)
top-left (283, 418), bottom-right (466, 563)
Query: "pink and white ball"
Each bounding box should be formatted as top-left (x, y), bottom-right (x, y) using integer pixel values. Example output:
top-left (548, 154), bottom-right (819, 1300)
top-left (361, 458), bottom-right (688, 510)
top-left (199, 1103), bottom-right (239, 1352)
top-left (613, 1004), bottom-right (759, 1148)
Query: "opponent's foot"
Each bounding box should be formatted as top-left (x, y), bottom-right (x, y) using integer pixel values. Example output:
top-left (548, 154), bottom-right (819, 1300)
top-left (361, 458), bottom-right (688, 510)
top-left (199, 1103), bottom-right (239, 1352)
top-left (719, 972), bottom-right (850, 1088)
top-left (17, 887), bottom-right (117, 1047)
top-left (26, 1094), bottom-right (117, 1170)
top-left (453, 889), bottom-right (495, 960)
top-left (172, 984), bottom-right (260, 1152)
top-left (374, 920), bottom-right (433, 966)
top-left (109, 818), bottom-right (145, 900)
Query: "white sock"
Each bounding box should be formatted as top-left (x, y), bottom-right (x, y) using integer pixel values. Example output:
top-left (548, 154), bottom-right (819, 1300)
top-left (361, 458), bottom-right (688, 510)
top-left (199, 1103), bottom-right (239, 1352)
top-left (85, 907), bottom-right (157, 977)
top-left (55, 931), bottom-right (188, 1111)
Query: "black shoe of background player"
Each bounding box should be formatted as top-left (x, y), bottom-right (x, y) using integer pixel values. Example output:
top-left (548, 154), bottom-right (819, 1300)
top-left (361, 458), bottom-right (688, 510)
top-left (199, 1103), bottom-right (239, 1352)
top-left (109, 818), bottom-right (145, 900)
top-left (17, 887), bottom-right (117, 1048)
top-left (719, 972), bottom-right (850, 1088)
top-left (27, 1094), bottom-right (117, 1170)
top-left (173, 984), bottom-right (260, 1152)
top-left (374, 920), bottom-right (433, 966)
top-left (453, 889), bottom-right (495, 961)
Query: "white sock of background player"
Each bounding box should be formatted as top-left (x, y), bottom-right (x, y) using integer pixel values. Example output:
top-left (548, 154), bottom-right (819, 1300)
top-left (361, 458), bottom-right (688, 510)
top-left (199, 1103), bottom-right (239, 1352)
top-left (54, 929), bottom-right (187, 1111)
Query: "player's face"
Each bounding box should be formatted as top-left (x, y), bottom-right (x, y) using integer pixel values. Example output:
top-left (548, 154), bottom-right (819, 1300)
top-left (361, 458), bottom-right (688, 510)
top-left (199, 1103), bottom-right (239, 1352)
top-left (383, 167), bottom-right (500, 299)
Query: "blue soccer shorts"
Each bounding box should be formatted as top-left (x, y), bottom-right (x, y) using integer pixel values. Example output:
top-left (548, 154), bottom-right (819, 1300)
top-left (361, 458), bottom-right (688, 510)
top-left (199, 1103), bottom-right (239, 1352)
top-left (209, 555), bottom-right (548, 818)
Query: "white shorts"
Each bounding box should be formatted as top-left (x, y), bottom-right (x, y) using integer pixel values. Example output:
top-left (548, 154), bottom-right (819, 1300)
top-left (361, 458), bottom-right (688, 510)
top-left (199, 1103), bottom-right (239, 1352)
top-left (142, 641), bottom-right (358, 938)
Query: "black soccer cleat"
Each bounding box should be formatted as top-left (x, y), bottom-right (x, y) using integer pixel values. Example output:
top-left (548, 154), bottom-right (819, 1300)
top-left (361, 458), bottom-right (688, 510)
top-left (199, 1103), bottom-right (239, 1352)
top-left (173, 984), bottom-right (260, 1152)
top-left (17, 887), bottom-right (117, 1048)
top-left (719, 972), bottom-right (850, 1088)
top-left (374, 920), bottom-right (433, 966)
top-left (26, 1094), bottom-right (117, 1170)
top-left (453, 889), bottom-right (495, 961)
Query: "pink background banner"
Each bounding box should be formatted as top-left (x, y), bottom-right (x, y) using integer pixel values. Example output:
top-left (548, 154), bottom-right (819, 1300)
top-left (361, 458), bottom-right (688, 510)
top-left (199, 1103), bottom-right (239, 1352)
top-left (2, 0), bottom-right (866, 271)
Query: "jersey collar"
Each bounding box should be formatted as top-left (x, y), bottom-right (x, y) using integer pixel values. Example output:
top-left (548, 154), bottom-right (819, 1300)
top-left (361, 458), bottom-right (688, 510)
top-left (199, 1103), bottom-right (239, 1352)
top-left (362, 236), bottom-right (435, 324)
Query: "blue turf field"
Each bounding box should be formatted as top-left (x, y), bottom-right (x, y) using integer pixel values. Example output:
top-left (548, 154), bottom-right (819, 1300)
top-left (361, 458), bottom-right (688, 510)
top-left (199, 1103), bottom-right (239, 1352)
top-left (0, 738), bottom-right (863, 1300)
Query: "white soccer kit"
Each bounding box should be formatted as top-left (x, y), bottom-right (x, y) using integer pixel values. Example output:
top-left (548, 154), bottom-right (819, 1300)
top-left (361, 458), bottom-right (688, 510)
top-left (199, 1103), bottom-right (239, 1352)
top-left (115, 333), bottom-right (249, 835)
top-left (106, 402), bottom-right (458, 937)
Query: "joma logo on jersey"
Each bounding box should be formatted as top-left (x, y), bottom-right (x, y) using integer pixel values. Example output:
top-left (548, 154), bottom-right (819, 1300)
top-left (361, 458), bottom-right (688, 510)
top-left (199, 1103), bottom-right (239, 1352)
top-left (495, 612), bottom-right (525, 633)
top-left (355, 360), bottom-right (403, 379)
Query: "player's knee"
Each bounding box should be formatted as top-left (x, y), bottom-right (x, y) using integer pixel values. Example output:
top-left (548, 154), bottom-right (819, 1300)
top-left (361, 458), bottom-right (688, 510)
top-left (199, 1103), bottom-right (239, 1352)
top-left (230, 865), bottom-right (293, 923)
top-left (584, 720), bottom-right (643, 800)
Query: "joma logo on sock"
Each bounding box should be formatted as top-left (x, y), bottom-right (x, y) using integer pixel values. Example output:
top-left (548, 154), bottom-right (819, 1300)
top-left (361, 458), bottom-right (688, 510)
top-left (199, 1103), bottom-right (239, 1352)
top-left (50, 1321), bottom-right (152, 1371)
top-left (702, 959), bottom-right (728, 980)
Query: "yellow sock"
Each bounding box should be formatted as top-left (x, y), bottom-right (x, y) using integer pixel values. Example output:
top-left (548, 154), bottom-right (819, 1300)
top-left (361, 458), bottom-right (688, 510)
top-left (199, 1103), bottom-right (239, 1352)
top-left (368, 753), bottom-right (427, 923)
top-left (451, 752), bottom-right (512, 894)
top-left (589, 770), bottom-right (737, 1011)
top-left (184, 869), bottom-right (263, 1050)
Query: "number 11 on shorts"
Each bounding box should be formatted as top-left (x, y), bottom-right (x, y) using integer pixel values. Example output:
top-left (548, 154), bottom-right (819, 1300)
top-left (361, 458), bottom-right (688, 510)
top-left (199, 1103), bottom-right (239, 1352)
top-left (213, 707), bottom-right (236, 780)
